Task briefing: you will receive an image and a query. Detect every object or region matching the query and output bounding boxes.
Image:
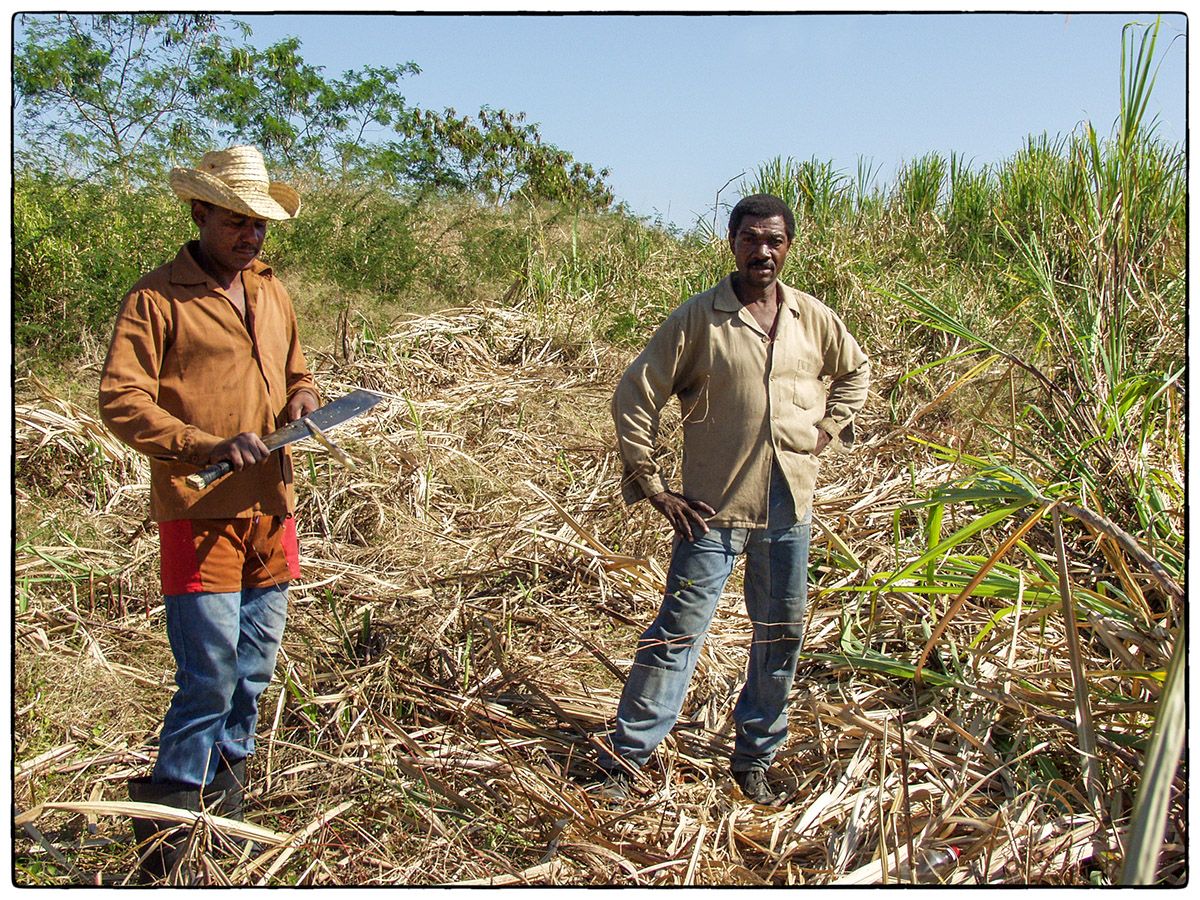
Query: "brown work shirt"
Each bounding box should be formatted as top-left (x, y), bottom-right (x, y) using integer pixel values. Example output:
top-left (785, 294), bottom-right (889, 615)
top-left (99, 243), bottom-right (317, 521)
top-left (613, 275), bottom-right (870, 527)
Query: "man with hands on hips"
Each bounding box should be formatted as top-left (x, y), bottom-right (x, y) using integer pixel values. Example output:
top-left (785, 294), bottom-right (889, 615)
top-left (597, 193), bottom-right (870, 805)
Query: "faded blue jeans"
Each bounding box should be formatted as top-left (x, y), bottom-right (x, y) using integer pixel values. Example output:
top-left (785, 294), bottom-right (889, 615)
top-left (152, 586), bottom-right (288, 787)
top-left (604, 464), bottom-right (810, 774)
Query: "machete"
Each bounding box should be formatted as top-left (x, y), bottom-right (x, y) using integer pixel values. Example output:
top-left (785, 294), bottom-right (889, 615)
top-left (185, 389), bottom-right (383, 490)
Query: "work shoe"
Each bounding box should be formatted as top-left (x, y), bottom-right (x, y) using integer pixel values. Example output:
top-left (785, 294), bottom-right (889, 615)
top-left (589, 768), bottom-right (635, 802)
top-left (733, 768), bottom-right (784, 806)
top-left (127, 777), bottom-right (202, 884)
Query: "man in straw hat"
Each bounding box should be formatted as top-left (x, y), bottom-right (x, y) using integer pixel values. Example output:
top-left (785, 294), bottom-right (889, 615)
top-left (99, 145), bottom-right (318, 881)
top-left (593, 194), bottom-right (870, 805)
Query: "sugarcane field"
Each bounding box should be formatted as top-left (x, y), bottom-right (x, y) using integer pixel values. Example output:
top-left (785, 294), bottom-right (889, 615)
top-left (11, 13), bottom-right (1186, 888)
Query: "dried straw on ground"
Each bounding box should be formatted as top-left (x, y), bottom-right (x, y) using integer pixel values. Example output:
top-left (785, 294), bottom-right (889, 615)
top-left (13, 302), bottom-right (1184, 886)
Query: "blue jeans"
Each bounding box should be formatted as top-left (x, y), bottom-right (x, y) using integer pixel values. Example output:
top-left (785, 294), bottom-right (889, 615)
top-left (604, 466), bottom-right (810, 773)
top-left (152, 586), bottom-right (288, 787)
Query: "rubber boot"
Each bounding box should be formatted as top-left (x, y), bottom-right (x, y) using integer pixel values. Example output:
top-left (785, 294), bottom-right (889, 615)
top-left (127, 777), bottom-right (201, 884)
top-left (204, 757), bottom-right (246, 821)
top-left (205, 757), bottom-right (260, 857)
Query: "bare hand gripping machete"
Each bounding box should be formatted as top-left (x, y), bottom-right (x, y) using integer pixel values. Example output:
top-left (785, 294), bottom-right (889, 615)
top-left (185, 389), bottom-right (383, 490)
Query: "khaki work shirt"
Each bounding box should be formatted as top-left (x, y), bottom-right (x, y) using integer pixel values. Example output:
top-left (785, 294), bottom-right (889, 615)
top-left (99, 243), bottom-right (317, 521)
top-left (613, 275), bottom-right (870, 528)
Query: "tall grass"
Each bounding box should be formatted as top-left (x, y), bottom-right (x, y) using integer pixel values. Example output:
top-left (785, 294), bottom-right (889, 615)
top-left (848, 18), bottom-right (1182, 885)
top-left (893, 17), bottom-right (1183, 532)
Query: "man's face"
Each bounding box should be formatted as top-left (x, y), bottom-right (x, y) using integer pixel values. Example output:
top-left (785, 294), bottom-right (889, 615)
top-left (729, 214), bottom-right (792, 291)
top-left (193, 202), bottom-right (269, 276)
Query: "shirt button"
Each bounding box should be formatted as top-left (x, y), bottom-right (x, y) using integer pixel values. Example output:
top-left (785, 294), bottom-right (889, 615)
top-left (761, 337), bottom-right (768, 344)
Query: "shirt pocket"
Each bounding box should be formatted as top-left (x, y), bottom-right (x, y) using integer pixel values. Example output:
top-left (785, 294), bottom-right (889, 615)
top-left (792, 373), bottom-right (828, 414)
top-left (789, 357), bottom-right (829, 453)
top-left (789, 341), bottom-right (829, 410)
top-left (679, 377), bottom-right (711, 425)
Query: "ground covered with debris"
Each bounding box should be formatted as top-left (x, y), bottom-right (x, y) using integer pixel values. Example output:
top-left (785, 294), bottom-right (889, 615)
top-left (13, 302), bottom-right (1184, 886)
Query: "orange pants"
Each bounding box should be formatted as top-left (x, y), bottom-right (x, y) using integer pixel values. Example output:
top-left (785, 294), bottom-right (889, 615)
top-left (158, 515), bottom-right (299, 595)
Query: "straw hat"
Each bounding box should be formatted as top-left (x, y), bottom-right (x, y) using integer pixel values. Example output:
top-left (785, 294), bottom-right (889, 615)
top-left (170, 145), bottom-right (300, 220)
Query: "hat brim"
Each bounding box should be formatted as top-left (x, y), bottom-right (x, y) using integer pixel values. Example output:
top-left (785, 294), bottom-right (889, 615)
top-left (170, 168), bottom-right (301, 221)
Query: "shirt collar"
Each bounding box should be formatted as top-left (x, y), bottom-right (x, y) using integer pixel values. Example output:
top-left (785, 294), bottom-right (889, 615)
top-left (170, 242), bottom-right (273, 288)
top-left (713, 274), bottom-right (800, 316)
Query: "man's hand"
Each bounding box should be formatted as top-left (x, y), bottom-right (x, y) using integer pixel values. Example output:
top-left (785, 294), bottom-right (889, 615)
top-left (209, 432), bottom-right (271, 470)
top-left (286, 389), bottom-right (320, 423)
top-left (815, 430), bottom-right (833, 456)
top-left (648, 491), bottom-right (716, 542)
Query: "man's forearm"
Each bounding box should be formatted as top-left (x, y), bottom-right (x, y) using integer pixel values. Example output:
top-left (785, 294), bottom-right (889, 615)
top-left (614, 421), bottom-right (668, 503)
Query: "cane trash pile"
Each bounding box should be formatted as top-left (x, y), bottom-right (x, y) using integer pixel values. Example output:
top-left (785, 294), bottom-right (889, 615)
top-left (13, 302), bottom-right (1184, 885)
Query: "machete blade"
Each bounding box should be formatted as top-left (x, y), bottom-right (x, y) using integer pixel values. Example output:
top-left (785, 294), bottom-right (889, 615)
top-left (262, 389), bottom-right (383, 452)
top-left (185, 388), bottom-right (384, 490)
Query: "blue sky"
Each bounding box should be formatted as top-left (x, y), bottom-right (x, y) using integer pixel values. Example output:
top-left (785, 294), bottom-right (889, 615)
top-left (236, 11), bottom-right (1187, 230)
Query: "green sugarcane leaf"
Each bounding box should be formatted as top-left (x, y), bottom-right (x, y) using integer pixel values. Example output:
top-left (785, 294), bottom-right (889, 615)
top-left (1121, 620), bottom-right (1185, 884)
top-left (800, 650), bottom-right (962, 688)
top-left (876, 505), bottom-right (1024, 591)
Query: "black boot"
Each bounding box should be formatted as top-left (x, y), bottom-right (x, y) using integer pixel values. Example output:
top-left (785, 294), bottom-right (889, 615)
top-left (204, 757), bottom-right (246, 821)
top-left (205, 757), bottom-right (260, 856)
top-left (127, 777), bottom-right (201, 884)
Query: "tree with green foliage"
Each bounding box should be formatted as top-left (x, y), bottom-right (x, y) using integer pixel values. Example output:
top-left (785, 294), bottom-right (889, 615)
top-left (14, 11), bottom-right (614, 209)
top-left (191, 37), bottom-right (420, 178)
top-left (405, 106), bottom-right (613, 207)
top-left (14, 13), bottom-right (229, 180)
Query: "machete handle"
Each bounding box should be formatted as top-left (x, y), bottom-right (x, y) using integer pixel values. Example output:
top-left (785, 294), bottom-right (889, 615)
top-left (185, 459), bottom-right (234, 490)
